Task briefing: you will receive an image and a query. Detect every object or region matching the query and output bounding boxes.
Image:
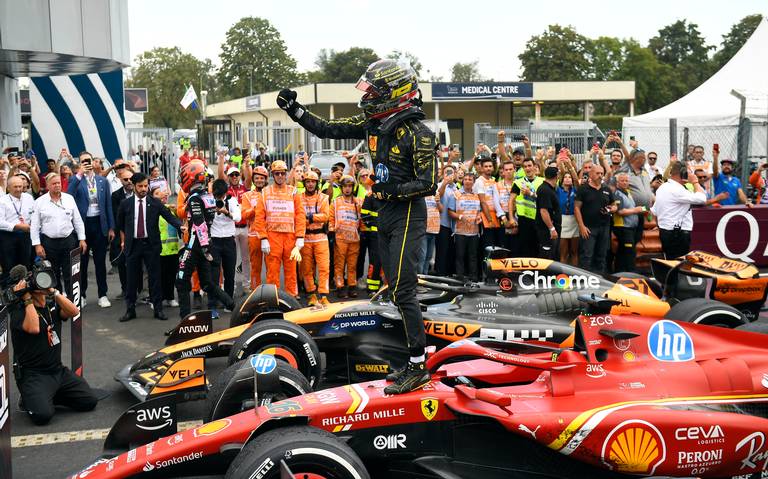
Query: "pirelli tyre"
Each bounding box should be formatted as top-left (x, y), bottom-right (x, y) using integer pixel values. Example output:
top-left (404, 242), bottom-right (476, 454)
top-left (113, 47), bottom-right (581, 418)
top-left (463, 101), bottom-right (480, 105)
top-left (227, 319), bottom-right (322, 388)
top-left (664, 298), bottom-right (747, 328)
top-left (225, 425), bottom-right (369, 479)
top-left (230, 284), bottom-right (302, 328)
top-left (205, 358), bottom-right (311, 423)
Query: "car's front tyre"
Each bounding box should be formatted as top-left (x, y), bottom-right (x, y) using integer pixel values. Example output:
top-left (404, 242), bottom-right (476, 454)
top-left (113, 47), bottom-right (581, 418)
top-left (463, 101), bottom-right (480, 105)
top-left (225, 426), bottom-right (369, 479)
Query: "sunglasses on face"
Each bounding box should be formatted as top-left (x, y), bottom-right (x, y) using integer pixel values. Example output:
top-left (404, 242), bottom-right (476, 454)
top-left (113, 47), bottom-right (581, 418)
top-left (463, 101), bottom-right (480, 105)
top-left (696, 176), bottom-right (707, 181)
top-left (359, 174), bottom-right (369, 178)
top-left (273, 172), bottom-right (286, 176)
top-left (229, 173), bottom-right (240, 177)
top-left (648, 157), bottom-right (657, 161)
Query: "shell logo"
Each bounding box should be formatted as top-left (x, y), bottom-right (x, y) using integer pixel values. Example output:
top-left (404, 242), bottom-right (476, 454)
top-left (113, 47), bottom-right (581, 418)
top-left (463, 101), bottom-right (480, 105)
top-left (193, 418), bottom-right (232, 437)
top-left (601, 420), bottom-right (666, 475)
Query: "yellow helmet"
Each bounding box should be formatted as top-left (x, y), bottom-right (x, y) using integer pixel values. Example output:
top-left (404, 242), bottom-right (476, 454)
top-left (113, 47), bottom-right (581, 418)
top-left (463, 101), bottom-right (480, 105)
top-left (270, 160), bottom-right (288, 173)
top-left (340, 174), bottom-right (355, 185)
top-left (303, 171), bottom-right (319, 182)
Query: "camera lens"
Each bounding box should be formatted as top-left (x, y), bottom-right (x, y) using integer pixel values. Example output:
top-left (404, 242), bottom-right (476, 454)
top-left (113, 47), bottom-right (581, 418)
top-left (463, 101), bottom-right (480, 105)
top-left (34, 270), bottom-right (54, 289)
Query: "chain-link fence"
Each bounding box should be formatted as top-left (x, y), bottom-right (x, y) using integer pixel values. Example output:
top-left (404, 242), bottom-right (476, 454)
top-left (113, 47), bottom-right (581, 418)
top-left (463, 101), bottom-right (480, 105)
top-left (623, 119), bottom-right (768, 188)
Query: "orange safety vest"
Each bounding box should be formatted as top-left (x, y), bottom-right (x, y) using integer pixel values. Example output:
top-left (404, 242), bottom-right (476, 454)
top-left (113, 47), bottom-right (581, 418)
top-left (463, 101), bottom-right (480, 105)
top-left (330, 196), bottom-right (362, 243)
top-left (240, 189), bottom-right (263, 237)
top-left (496, 179), bottom-right (513, 214)
top-left (254, 183), bottom-right (306, 238)
top-left (454, 189), bottom-right (481, 236)
top-left (301, 192), bottom-right (330, 243)
top-left (425, 194), bottom-right (441, 235)
top-left (476, 176), bottom-right (500, 228)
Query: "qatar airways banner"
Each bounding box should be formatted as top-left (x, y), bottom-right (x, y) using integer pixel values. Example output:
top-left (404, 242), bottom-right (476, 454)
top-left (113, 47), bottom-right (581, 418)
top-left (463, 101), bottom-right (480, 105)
top-left (690, 206), bottom-right (768, 266)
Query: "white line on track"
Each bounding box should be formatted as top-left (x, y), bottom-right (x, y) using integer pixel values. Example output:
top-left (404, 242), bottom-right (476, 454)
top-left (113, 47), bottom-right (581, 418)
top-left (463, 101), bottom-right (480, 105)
top-left (11, 420), bottom-right (203, 448)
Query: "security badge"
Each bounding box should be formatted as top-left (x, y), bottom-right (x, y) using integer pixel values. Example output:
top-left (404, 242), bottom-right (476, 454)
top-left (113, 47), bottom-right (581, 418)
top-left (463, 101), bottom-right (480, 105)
top-left (48, 325), bottom-right (60, 347)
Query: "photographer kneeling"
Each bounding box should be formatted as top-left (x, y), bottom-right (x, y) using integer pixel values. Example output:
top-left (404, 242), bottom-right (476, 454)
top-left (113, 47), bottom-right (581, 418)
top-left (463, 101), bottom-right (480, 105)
top-left (11, 270), bottom-right (97, 425)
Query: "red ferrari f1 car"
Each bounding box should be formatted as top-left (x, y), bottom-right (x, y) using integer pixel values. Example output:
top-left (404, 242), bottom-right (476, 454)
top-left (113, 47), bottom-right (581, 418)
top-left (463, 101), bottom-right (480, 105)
top-left (74, 296), bottom-right (768, 479)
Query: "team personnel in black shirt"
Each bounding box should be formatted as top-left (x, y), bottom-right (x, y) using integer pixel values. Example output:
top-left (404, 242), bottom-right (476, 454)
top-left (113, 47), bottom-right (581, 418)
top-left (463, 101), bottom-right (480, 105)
top-left (574, 165), bottom-right (617, 274)
top-left (11, 278), bottom-right (97, 425)
top-left (535, 166), bottom-right (562, 259)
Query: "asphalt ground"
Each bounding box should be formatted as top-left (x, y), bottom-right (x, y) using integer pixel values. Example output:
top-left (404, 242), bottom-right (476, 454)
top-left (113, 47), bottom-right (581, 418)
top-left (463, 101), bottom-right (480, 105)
top-left (7, 265), bottom-right (768, 479)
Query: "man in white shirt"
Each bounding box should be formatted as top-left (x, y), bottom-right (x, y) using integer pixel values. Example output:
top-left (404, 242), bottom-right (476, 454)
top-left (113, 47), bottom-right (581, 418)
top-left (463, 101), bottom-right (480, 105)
top-left (0, 175), bottom-right (36, 284)
top-left (31, 173), bottom-right (87, 297)
top-left (651, 161), bottom-right (707, 259)
top-left (208, 179), bottom-right (241, 315)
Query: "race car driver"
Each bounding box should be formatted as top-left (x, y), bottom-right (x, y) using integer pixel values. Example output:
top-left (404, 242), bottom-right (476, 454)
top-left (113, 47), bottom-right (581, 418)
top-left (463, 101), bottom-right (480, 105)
top-left (299, 171), bottom-right (331, 306)
top-left (240, 165), bottom-right (269, 289)
top-left (253, 161), bottom-right (306, 298)
top-left (176, 160), bottom-right (235, 318)
top-left (277, 58), bottom-right (437, 394)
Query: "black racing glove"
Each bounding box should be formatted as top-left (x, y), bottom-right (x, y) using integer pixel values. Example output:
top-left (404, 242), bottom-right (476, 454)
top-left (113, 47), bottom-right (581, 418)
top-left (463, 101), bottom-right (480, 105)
top-left (276, 89), bottom-right (305, 121)
top-left (372, 182), bottom-right (398, 201)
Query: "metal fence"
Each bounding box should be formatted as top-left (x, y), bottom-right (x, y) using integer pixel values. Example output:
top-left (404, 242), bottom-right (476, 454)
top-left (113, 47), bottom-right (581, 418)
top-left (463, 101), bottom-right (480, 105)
top-left (204, 123), bottom-right (362, 167)
top-left (126, 127), bottom-right (177, 192)
top-left (474, 121), bottom-right (603, 166)
top-left (623, 119), bottom-right (768, 188)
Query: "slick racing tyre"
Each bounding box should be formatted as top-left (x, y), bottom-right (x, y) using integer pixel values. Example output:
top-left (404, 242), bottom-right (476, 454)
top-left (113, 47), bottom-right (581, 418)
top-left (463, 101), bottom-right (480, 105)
top-left (736, 320), bottom-right (768, 334)
top-left (230, 285), bottom-right (302, 328)
top-left (664, 298), bottom-right (747, 328)
top-left (205, 359), bottom-right (311, 422)
top-left (228, 319), bottom-right (322, 388)
top-left (225, 425), bottom-right (369, 479)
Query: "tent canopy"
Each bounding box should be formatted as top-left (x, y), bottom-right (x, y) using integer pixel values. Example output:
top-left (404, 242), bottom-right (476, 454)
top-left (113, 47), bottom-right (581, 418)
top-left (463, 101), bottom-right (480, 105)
top-left (624, 17), bottom-right (768, 128)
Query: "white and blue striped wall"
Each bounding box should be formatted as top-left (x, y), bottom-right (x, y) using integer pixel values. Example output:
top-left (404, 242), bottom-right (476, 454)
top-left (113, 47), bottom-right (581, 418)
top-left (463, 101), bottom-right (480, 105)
top-left (30, 69), bottom-right (127, 163)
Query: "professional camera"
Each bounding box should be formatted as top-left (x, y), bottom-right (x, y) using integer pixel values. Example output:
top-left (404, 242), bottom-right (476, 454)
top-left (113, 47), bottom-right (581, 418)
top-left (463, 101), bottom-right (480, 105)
top-left (0, 260), bottom-right (56, 307)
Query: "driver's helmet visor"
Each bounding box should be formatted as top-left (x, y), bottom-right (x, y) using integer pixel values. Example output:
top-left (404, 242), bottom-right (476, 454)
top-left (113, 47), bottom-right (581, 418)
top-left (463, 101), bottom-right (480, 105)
top-left (355, 79), bottom-right (380, 100)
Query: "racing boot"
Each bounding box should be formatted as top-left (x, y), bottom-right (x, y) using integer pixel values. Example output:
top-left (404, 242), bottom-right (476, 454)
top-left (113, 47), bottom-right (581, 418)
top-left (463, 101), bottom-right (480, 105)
top-left (386, 364), bottom-right (407, 382)
top-left (383, 361), bottom-right (430, 395)
top-left (319, 296), bottom-right (330, 307)
top-left (348, 286), bottom-right (358, 298)
top-left (307, 293), bottom-right (318, 307)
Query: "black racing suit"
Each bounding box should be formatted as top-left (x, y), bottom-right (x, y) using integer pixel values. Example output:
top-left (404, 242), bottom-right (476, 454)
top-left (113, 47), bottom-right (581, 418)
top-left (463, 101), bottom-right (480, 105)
top-left (360, 194), bottom-right (382, 293)
top-left (176, 187), bottom-right (234, 318)
top-left (292, 106), bottom-right (437, 357)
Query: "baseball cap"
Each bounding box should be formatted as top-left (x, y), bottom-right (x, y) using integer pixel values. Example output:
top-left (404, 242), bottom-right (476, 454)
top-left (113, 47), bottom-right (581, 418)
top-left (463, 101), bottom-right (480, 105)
top-left (512, 146), bottom-right (525, 155)
top-left (720, 158), bottom-right (736, 165)
top-left (226, 166), bottom-right (240, 176)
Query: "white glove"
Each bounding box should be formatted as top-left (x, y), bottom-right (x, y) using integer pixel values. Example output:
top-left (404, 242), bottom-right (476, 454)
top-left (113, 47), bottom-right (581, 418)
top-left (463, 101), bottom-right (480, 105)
top-left (261, 239), bottom-right (271, 255)
top-left (295, 237), bottom-right (304, 249)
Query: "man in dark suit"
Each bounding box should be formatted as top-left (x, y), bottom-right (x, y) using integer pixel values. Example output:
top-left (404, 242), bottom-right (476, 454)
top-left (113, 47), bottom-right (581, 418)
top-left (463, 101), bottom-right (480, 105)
top-left (111, 165), bottom-right (134, 299)
top-left (117, 172), bottom-right (183, 321)
top-left (68, 152), bottom-right (114, 308)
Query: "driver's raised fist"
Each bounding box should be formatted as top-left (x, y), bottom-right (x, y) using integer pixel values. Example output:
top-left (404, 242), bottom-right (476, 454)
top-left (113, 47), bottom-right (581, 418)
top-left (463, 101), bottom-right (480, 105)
top-left (276, 89), bottom-right (297, 111)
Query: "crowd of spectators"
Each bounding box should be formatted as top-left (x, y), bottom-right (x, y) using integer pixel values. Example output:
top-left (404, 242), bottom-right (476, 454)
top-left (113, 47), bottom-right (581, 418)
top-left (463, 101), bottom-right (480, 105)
top-left (1, 133), bottom-right (766, 314)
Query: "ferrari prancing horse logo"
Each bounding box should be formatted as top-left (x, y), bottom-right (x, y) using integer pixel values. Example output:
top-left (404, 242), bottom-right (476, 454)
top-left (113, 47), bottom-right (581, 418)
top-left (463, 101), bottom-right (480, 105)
top-left (421, 398), bottom-right (438, 421)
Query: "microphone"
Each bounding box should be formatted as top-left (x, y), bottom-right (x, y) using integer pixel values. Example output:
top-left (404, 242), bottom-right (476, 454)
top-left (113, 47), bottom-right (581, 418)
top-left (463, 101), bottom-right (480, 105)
top-left (9, 264), bottom-right (27, 284)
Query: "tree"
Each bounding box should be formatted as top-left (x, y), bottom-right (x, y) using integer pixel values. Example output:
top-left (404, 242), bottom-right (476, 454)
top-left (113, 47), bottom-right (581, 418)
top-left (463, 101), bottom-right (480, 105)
top-left (648, 20), bottom-right (712, 82)
top-left (218, 17), bottom-right (302, 99)
top-left (712, 14), bottom-right (763, 69)
top-left (518, 25), bottom-right (592, 81)
top-left (386, 50), bottom-right (423, 79)
top-left (612, 40), bottom-right (679, 113)
top-left (126, 47), bottom-right (216, 129)
top-left (588, 36), bottom-right (626, 80)
top-left (313, 47), bottom-right (379, 82)
top-left (450, 61), bottom-right (484, 82)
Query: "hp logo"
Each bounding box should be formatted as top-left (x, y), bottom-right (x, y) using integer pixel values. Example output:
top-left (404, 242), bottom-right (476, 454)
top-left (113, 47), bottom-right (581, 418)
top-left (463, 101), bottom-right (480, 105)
top-left (648, 320), bottom-right (694, 362)
top-left (250, 354), bottom-right (277, 374)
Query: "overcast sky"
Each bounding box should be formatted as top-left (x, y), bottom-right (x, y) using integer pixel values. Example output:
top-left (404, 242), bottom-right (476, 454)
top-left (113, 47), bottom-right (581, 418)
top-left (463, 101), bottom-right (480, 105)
top-left (128, 0), bottom-right (765, 81)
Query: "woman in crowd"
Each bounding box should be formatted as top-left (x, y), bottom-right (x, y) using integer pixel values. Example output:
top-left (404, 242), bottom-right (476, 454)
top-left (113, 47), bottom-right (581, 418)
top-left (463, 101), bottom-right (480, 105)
top-left (152, 183), bottom-right (180, 307)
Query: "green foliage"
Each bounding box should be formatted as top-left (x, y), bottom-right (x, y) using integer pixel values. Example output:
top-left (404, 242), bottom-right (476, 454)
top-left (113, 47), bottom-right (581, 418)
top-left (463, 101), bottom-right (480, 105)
top-left (450, 61), bottom-right (484, 82)
top-left (518, 25), bottom-right (592, 81)
top-left (386, 50), bottom-right (423, 79)
top-left (712, 14), bottom-right (763, 69)
top-left (313, 47), bottom-right (379, 82)
top-left (126, 47), bottom-right (215, 129)
top-left (218, 16), bottom-right (302, 99)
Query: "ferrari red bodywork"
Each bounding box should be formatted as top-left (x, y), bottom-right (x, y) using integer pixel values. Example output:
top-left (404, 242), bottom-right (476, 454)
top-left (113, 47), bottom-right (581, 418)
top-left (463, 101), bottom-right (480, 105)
top-left (73, 312), bottom-right (768, 478)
